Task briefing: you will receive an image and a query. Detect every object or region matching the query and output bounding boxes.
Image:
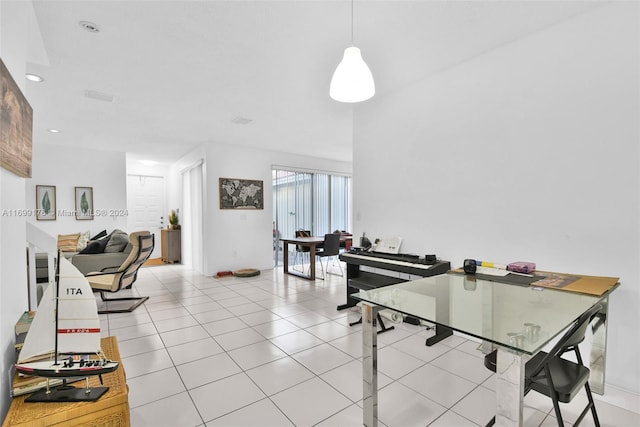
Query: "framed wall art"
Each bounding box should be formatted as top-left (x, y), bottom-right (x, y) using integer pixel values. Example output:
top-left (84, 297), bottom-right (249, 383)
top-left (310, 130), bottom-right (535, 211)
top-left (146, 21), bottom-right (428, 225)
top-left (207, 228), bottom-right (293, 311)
top-left (0, 58), bottom-right (33, 178)
top-left (219, 178), bottom-right (264, 210)
top-left (35, 185), bottom-right (56, 220)
top-left (74, 186), bottom-right (94, 220)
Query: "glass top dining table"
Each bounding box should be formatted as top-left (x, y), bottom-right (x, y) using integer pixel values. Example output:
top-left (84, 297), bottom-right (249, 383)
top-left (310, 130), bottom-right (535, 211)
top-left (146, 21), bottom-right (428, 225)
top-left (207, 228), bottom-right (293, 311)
top-left (353, 272), bottom-right (618, 426)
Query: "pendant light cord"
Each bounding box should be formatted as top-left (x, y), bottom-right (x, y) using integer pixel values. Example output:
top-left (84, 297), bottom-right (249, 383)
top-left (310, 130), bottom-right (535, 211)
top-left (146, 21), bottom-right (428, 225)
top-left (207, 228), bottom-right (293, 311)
top-left (351, 0), bottom-right (354, 45)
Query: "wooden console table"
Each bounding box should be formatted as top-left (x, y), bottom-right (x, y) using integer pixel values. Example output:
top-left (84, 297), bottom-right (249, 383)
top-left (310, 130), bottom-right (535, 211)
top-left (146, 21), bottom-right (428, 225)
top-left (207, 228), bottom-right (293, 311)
top-left (3, 336), bottom-right (129, 427)
top-left (161, 229), bottom-right (181, 263)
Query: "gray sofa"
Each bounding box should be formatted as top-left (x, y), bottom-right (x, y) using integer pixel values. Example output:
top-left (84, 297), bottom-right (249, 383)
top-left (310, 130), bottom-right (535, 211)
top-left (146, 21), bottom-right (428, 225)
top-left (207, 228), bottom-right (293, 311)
top-left (69, 247), bottom-right (132, 275)
top-left (34, 230), bottom-right (133, 280)
top-left (35, 247), bottom-right (132, 279)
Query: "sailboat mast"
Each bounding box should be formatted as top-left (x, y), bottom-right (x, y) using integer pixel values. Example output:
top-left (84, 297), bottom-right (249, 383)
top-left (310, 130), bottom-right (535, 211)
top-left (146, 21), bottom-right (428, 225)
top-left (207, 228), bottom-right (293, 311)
top-left (53, 250), bottom-right (61, 366)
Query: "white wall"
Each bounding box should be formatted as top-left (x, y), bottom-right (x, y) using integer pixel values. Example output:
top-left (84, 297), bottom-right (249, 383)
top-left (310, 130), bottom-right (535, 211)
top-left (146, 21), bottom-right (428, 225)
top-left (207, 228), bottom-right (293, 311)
top-left (169, 143), bottom-right (352, 275)
top-left (353, 3), bottom-right (639, 393)
top-left (0, 0), bottom-right (31, 420)
top-left (26, 144), bottom-right (128, 236)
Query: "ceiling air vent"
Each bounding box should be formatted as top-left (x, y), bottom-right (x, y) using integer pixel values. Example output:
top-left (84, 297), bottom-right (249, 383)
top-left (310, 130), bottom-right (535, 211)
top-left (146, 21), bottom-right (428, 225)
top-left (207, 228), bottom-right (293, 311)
top-left (231, 116), bottom-right (253, 125)
top-left (84, 90), bottom-right (114, 103)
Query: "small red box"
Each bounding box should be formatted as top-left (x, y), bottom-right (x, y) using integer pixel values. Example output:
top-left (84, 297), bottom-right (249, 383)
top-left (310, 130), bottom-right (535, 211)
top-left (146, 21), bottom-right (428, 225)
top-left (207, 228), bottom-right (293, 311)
top-left (508, 261), bottom-right (536, 274)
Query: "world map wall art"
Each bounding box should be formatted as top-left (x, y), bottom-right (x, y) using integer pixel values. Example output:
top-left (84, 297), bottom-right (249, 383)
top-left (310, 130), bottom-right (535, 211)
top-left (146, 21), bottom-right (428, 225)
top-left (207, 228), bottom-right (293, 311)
top-left (219, 178), bottom-right (264, 210)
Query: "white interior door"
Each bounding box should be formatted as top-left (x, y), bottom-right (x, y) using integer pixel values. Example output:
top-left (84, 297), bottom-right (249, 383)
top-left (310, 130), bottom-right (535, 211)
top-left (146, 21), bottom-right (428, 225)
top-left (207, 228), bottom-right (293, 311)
top-left (127, 175), bottom-right (164, 259)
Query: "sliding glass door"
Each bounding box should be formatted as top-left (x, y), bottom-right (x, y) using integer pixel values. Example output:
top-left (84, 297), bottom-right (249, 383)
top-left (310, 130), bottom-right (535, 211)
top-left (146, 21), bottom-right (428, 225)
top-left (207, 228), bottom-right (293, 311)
top-left (273, 169), bottom-right (351, 266)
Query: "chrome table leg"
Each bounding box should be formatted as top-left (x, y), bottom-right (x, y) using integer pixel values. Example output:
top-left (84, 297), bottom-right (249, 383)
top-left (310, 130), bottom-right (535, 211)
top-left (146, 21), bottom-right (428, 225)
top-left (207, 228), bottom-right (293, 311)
top-left (590, 298), bottom-right (609, 395)
top-left (362, 302), bottom-right (379, 427)
top-left (495, 347), bottom-right (525, 426)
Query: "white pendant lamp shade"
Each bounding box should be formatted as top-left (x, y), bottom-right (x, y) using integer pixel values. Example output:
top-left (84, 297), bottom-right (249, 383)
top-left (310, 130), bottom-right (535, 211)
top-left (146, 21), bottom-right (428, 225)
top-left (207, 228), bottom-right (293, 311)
top-left (330, 46), bottom-right (375, 103)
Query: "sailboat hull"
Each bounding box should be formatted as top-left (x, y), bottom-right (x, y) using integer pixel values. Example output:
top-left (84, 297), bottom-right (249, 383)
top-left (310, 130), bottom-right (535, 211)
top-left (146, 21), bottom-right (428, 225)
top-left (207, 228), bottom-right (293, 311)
top-left (15, 359), bottom-right (119, 378)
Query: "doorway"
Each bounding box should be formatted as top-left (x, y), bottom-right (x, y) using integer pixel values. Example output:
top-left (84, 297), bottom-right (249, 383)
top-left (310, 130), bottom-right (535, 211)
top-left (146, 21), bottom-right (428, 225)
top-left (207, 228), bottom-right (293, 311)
top-left (181, 161), bottom-right (204, 273)
top-left (127, 175), bottom-right (165, 259)
top-left (272, 168), bottom-right (352, 267)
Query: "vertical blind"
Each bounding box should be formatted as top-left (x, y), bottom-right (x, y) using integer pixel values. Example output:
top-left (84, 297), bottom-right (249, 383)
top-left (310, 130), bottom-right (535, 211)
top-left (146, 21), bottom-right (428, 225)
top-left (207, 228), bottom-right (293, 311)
top-left (273, 169), bottom-right (351, 265)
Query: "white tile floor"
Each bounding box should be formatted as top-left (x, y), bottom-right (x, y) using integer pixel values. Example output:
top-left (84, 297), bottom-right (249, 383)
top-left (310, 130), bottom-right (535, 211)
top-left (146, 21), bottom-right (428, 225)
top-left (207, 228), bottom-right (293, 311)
top-left (99, 263), bottom-right (640, 427)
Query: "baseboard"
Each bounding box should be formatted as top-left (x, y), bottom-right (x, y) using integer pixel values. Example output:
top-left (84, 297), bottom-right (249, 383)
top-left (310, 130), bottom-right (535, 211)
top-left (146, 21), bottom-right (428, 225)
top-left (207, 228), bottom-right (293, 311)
top-left (593, 383), bottom-right (640, 414)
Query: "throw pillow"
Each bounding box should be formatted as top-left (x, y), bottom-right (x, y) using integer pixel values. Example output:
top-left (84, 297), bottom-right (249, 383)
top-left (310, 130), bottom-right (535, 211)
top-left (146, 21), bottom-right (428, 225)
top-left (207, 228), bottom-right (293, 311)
top-left (104, 229), bottom-right (129, 253)
top-left (58, 233), bottom-right (80, 252)
top-left (77, 230), bottom-right (91, 251)
top-left (90, 229), bottom-right (107, 241)
top-left (78, 236), bottom-right (109, 254)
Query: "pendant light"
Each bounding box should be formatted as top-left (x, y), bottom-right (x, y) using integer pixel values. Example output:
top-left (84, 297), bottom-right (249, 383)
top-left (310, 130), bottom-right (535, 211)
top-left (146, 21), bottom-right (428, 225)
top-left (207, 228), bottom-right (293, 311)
top-left (330, 0), bottom-right (375, 103)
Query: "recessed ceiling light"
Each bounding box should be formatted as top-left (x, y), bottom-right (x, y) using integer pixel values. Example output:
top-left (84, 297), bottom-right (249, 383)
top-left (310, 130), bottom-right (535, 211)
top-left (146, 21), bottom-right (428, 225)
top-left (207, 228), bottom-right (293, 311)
top-left (25, 73), bottom-right (44, 82)
top-left (48, 129), bottom-right (61, 133)
top-left (79, 21), bottom-right (100, 33)
top-left (139, 160), bottom-right (157, 166)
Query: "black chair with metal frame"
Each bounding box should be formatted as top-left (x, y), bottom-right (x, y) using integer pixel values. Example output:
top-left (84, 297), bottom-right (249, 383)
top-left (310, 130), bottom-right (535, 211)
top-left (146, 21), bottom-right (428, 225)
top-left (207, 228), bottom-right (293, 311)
top-left (293, 229), bottom-right (311, 272)
top-left (314, 232), bottom-right (343, 279)
top-left (483, 303), bottom-right (602, 427)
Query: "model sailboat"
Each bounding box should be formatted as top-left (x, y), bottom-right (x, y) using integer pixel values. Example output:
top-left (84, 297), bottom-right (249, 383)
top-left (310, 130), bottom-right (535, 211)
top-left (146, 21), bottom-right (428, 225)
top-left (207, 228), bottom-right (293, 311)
top-left (15, 255), bottom-right (118, 401)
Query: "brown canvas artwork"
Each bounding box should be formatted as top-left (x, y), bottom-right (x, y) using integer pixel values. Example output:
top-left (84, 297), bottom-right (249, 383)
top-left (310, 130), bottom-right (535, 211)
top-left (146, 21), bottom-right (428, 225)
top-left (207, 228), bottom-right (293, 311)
top-left (0, 58), bottom-right (33, 178)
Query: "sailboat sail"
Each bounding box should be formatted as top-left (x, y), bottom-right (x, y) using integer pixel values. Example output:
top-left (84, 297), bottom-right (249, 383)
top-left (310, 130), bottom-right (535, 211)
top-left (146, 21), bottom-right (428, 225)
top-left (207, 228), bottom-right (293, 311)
top-left (18, 257), bottom-right (102, 363)
top-left (17, 283), bottom-right (56, 363)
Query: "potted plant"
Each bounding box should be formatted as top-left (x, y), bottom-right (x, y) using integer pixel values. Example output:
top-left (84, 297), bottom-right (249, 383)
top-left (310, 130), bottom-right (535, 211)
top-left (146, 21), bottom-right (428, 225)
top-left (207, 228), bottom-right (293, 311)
top-left (168, 209), bottom-right (180, 229)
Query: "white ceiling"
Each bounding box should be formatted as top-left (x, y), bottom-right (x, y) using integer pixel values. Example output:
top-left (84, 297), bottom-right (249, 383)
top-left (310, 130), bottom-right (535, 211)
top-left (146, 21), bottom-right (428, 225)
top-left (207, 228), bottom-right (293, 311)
top-left (24, 1), bottom-right (601, 164)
